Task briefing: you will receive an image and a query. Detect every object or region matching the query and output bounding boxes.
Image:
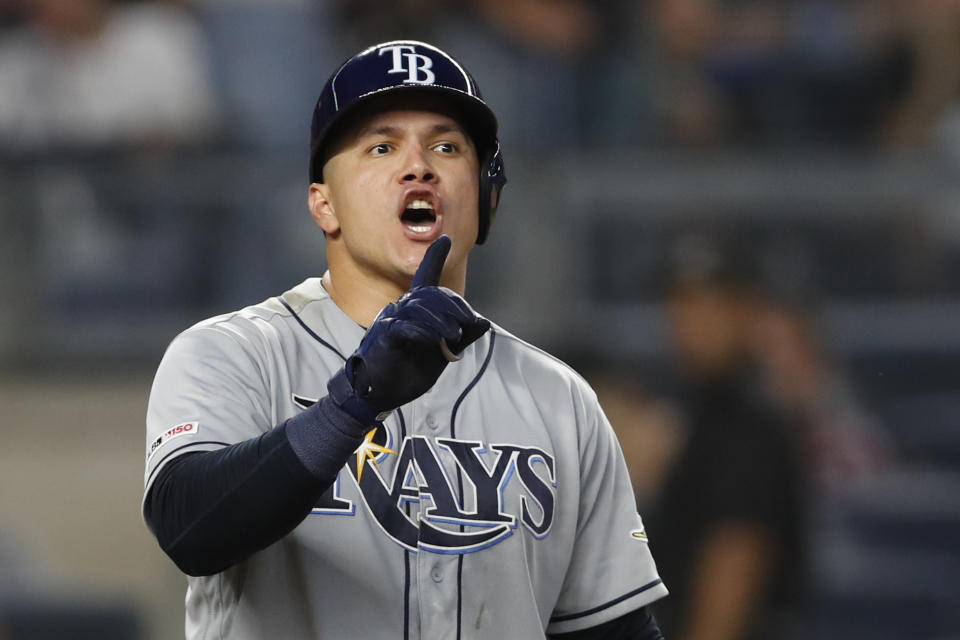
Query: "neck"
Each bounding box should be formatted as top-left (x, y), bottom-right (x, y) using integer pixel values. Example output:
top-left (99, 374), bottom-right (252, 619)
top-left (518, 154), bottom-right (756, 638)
top-left (321, 266), bottom-right (468, 328)
top-left (320, 270), bottom-right (403, 328)
top-left (322, 244), bottom-right (467, 327)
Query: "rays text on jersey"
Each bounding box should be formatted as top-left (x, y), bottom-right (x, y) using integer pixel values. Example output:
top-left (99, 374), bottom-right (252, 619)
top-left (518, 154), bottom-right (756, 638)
top-left (312, 434), bottom-right (557, 554)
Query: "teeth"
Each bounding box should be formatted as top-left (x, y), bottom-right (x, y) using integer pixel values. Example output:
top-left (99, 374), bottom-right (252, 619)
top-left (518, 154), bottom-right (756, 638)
top-left (407, 199), bottom-right (433, 210)
top-left (408, 225), bottom-right (432, 233)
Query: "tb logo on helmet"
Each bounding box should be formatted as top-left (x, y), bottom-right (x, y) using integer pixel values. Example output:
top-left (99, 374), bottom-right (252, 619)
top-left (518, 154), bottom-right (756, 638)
top-left (380, 44), bottom-right (436, 85)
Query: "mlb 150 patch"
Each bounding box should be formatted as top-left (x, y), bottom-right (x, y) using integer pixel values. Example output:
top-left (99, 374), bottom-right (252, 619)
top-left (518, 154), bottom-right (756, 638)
top-left (147, 422), bottom-right (199, 462)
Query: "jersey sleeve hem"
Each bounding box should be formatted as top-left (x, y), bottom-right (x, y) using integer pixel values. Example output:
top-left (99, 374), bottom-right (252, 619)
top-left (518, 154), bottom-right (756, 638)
top-left (141, 440), bottom-right (231, 516)
top-left (546, 579), bottom-right (669, 635)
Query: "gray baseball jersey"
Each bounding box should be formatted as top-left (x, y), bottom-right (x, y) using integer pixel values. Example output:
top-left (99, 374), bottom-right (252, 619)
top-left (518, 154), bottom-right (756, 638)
top-left (144, 277), bottom-right (667, 639)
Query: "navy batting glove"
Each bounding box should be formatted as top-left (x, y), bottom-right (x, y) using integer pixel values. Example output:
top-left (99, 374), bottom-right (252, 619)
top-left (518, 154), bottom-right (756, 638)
top-left (328, 236), bottom-right (490, 425)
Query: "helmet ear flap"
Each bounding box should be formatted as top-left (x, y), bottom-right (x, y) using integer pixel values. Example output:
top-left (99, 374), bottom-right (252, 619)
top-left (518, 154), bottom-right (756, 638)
top-left (476, 142), bottom-right (507, 245)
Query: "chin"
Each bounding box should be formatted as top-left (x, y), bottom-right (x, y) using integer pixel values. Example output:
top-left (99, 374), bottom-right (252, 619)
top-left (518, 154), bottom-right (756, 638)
top-left (392, 252), bottom-right (426, 283)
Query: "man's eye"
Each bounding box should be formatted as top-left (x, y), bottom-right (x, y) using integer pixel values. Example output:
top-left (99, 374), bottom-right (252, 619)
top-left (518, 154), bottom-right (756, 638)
top-left (433, 142), bottom-right (457, 154)
top-left (370, 143), bottom-right (391, 155)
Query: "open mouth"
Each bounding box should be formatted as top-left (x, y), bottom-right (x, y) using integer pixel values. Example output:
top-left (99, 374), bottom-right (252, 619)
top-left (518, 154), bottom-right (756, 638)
top-left (401, 199), bottom-right (437, 233)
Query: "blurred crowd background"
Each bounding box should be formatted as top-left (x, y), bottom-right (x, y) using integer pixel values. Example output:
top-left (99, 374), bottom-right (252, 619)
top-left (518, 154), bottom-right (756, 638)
top-left (0, 0), bottom-right (958, 638)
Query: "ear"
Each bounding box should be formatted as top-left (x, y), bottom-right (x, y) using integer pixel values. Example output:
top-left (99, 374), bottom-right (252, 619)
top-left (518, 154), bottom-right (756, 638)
top-left (308, 182), bottom-right (340, 235)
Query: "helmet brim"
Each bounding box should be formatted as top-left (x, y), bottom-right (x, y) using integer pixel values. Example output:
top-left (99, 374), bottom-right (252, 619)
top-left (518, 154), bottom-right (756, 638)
top-left (308, 85), bottom-right (498, 184)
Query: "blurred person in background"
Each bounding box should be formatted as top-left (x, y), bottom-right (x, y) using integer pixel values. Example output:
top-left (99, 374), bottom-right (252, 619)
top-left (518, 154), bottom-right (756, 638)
top-left (586, 366), bottom-right (686, 510)
top-left (751, 295), bottom-right (892, 498)
top-left (0, 0), bottom-right (223, 329)
top-left (647, 235), bottom-right (807, 640)
top-left (466, 0), bottom-right (602, 59)
top-left (373, 0), bottom-right (607, 154)
top-left (786, 0), bottom-right (912, 146)
top-left (0, 0), bottom-right (219, 152)
top-left (331, 0), bottom-right (450, 50)
top-left (461, 0), bottom-right (617, 151)
top-left (645, 0), bottom-right (788, 146)
top-left (881, 0), bottom-right (960, 149)
top-left (643, 0), bottom-right (944, 147)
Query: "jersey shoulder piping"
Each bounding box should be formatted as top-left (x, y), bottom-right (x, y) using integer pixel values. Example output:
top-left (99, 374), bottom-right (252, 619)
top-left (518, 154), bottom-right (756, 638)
top-left (489, 323), bottom-right (595, 391)
top-left (450, 327), bottom-right (496, 438)
top-left (277, 296), bottom-right (346, 361)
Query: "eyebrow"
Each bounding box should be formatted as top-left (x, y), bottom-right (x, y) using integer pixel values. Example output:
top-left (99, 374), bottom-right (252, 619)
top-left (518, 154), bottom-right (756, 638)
top-left (356, 122), bottom-right (467, 139)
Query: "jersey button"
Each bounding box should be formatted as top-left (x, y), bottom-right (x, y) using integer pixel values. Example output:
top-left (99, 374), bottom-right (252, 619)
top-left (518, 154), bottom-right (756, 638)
top-left (431, 567), bottom-right (443, 583)
top-left (425, 414), bottom-right (438, 429)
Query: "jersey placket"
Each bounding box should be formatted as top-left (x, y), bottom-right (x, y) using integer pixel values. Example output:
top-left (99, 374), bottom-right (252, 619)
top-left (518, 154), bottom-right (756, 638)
top-left (410, 392), bottom-right (462, 639)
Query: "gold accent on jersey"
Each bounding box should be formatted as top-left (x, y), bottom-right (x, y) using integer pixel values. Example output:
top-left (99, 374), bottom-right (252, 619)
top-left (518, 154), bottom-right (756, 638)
top-left (355, 428), bottom-right (397, 482)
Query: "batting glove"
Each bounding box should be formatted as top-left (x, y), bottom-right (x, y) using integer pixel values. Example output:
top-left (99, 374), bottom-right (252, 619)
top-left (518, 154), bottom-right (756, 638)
top-left (328, 236), bottom-right (490, 425)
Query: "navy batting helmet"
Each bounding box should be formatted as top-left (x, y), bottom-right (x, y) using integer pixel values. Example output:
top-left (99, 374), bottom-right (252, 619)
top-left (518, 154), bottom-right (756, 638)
top-left (309, 40), bottom-right (506, 245)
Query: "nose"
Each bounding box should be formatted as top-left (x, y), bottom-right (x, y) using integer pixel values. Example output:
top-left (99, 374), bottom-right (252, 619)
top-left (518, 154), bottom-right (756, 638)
top-left (400, 147), bottom-right (437, 184)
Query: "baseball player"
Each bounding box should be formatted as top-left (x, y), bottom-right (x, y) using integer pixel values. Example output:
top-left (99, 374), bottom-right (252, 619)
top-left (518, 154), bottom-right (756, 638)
top-left (143, 40), bottom-right (667, 639)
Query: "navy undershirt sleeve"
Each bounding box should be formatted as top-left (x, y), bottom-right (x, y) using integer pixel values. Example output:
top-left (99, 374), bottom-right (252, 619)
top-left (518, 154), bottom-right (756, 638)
top-left (548, 606), bottom-right (665, 640)
top-left (143, 396), bottom-right (368, 577)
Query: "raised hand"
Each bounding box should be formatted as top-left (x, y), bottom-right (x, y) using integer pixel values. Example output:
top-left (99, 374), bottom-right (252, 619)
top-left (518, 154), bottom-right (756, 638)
top-left (327, 236), bottom-right (491, 425)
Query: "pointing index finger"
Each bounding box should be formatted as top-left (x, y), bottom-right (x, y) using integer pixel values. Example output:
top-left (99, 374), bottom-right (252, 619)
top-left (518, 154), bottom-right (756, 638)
top-left (410, 235), bottom-right (451, 290)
